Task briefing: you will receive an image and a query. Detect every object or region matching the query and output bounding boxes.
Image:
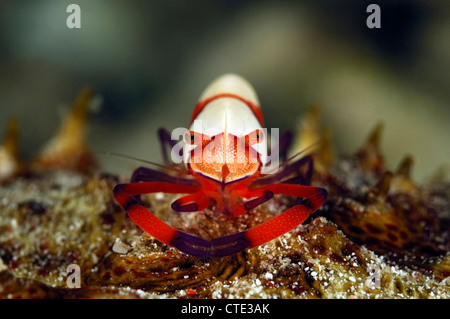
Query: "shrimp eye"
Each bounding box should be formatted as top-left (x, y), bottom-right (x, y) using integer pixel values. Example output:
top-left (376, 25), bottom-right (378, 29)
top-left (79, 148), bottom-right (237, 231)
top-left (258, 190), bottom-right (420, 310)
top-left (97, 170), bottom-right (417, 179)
top-left (184, 131), bottom-right (211, 146)
top-left (184, 131), bottom-right (195, 145)
top-left (245, 129), bottom-right (264, 146)
top-left (255, 129), bottom-right (264, 142)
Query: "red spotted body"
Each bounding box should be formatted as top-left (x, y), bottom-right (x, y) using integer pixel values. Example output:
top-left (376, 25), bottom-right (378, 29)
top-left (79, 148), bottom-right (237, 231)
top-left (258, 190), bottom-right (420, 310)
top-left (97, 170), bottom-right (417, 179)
top-left (114, 74), bottom-right (327, 257)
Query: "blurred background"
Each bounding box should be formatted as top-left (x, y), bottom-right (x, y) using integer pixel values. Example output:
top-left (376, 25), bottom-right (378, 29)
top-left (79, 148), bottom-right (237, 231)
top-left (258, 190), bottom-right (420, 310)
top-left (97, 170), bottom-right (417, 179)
top-left (0, 0), bottom-right (448, 181)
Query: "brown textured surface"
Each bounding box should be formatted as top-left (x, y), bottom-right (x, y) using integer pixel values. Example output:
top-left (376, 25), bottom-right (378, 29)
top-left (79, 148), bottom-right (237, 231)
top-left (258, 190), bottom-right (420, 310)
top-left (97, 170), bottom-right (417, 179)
top-left (0, 92), bottom-right (448, 299)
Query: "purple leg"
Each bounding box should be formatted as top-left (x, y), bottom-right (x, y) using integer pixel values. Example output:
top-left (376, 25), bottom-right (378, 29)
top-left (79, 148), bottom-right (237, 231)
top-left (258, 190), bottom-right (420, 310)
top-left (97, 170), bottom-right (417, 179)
top-left (243, 190), bottom-right (274, 210)
top-left (170, 231), bottom-right (212, 257)
top-left (280, 155), bottom-right (314, 186)
top-left (252, 155), bottom-right (314, 188)
top-left (130, 166), bottom-right (199, 204)
top-left (171, 200), bottom-right (199, 212)
top-left (266, 130), bottom-right (292, 162)
top-left (210, 231), bottom-right (250, 257)
top-left (158, 127), bottom-right (181, 164)
top-left (211, 240), bottom-right (250, 257)
top-left (282, 157), bottom-right (313, 185)
top-left (170, 230), bottom-right (251, 258)
top-left (278, 130), bottom-right (293, 162)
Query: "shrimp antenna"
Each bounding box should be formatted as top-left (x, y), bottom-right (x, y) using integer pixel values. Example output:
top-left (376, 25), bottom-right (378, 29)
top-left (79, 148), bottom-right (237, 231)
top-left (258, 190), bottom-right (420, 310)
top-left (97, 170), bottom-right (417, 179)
top-left (278, 139), bottom-right (324, 169)
top-left (259, 139), bottom-right (323, 176)
top-left (93, 151), bottom-right (189, 175)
